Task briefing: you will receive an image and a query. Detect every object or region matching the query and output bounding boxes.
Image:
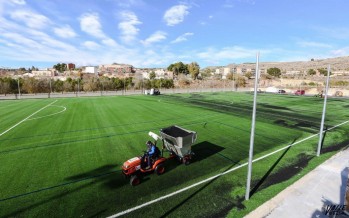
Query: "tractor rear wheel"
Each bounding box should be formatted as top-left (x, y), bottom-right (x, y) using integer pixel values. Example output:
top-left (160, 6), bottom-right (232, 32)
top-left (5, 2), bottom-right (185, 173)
top-left (130, 175), bottom-right (140, 186)
top-left (184, 158), bottom-right (191, 165)
top-left (155, 164), bottom-right (165, 175)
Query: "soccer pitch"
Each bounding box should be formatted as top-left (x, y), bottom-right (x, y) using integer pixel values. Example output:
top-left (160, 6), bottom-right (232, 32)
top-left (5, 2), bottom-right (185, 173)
top-left (0, 92), bottom-right (348, 217)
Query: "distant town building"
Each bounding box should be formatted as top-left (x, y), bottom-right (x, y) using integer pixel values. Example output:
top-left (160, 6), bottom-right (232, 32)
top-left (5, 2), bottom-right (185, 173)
top-left (66, 63), bottom-right (75, 70)
top-left (84, 66), bottom-right (98, 75)
top-left (99, 63), bottom-right (134, 74)
top-left (154, 69), bottom-right (166, 79)
top-left (141, 72), bottom-right (150, 79)
top-left (222, 68), bottom-right (230, 79)
top-left (236, 67), bottom-right (247, 74)
top-left (31, 70), bottom-right (54, 77)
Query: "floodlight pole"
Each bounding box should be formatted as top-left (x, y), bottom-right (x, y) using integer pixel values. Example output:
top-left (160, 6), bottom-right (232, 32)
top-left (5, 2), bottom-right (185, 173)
top-left (233, 72), bottom-right (235, 91)
top-left (317, 65), bottom-right (331, 156)
top-left (245, 52), bottom-right (260, 200)
top-left (49, 75), bottom-right (52, 98)
top-left (17, 77), bottom-right (21, 99)
top-left (77, 77), bottom-right (80, 97)
top-left (124, 77), bottom-right (126, 95)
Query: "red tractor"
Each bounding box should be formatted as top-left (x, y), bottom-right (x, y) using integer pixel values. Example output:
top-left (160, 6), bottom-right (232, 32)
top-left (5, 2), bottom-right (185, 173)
top-left (122, 153), bottom-right (168, 186)
top-left (122, 126), bottom-right (197, 186)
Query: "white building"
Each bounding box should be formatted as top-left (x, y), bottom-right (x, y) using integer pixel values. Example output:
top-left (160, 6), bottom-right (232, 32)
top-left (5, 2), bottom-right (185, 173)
top-left (154, 69), bottom-right (166, 79)
top-left (31, 70), bottom-right (53, 77)
top-left (142, 72), bottom-right (150, 79)
top-left (84, 66), bottom-right (98, 75)
top-left (222, 67), bottom-right (230, 79)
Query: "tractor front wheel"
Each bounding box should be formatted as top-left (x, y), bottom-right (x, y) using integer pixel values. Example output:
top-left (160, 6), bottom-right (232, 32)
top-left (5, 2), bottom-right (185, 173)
top-left (130, 175), bottom-right (140, 186)
top-left (155, 164), bottom-right (165, 175)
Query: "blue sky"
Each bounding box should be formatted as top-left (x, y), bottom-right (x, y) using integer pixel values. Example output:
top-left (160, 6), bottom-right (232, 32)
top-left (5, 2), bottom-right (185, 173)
top-left (0, 0), bottom-right (348, 69)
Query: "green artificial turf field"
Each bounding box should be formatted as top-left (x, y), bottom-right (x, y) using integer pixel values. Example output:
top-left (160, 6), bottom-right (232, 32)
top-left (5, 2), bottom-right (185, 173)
top-left (0, 92), bottom-right (348, 217)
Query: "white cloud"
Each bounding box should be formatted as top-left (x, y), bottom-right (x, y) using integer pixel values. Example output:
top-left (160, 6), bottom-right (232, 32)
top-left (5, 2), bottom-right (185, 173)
top-left (297, 41), bottom-right (332, 48)
top-left (313, 26), bottom-right (349, 40)
top-left (209, 15), bottom-right (213, 19)
top-left (54, 25), bottom-right (77, 38)
top-left (330, 47), bottom-right (349, 56)
top-left (141, 31), bottom-right (167, 46)
top-left (171, 32), bottom-right (193, 43)
top-left (241, 0), bottom-right (256, 5)
top-left (82, 41), bottom-right (100, 50)
top-left (2, 32), bottom-right (43, 49)
top-left (118, 11), bottom-right (142, 43)
top-left (197, 46), bottom-right (259, 64)
top-left (10, 10), bottom-right (50, 29)
top-left (79, 12), bottom-right (119, 47)
top-left (163, 5), bottom-right (189, 26)
top-left (79, 13), bottom-right (106, 38)
top-left (223, 0), bottom-right (255, 8)
top-left (116, 0), bottom-right (145, 8)
top-left (199, 21), bottom-right (207, 26)
top-left (223, 0), bottom-right (234, 8)
top-left (102, 38), bottom-right (118, 47)
top-left (10, 0), bottom-right (26, 5)
top-left (27, 29), bottom-right (77, 51)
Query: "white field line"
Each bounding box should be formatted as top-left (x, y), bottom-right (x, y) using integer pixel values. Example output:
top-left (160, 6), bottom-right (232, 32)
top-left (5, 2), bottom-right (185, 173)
top-left (0, 100), bottom-right (57, 137)
top-left (27, 105), bottom-right (66, 121)
top-left (108, 119), bottom-right (349, 218)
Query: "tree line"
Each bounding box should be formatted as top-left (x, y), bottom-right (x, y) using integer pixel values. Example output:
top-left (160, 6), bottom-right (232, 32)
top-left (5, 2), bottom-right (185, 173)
top-left (0, 77), bottom-right (174, 95)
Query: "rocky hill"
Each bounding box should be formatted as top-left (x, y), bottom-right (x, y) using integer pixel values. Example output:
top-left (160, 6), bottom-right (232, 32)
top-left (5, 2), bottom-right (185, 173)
top-left (227, 56), bottom-right (349, 71)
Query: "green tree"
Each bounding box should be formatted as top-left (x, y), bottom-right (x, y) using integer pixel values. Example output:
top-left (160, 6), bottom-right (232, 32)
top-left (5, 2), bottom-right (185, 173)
top-left (167, 62), bottom-right (188, 78)
top-left (235, 75), bottom-right (247, 88)
top-left (22, 77), bottom-right (38, 93)
top-left (0, 77), bottom-right (12, 94)
top-left (53, 63), bottom-right (67, 73)
top-left (112, 78), bottom-right (123, 90)
top-left (54, 80), bottom-right (64, 93)
top-left (36, 79), bottom-right (50, 93)
top-left (317, 68), bottom-right (329, 75)
top-left (245, 71), bottom-right (252, 79)
top-left (83, 77), bottom-right (98, 92)
top-left (142, 79), bottom-right (151, 89)
top-left (200, 68), bottom-right (212, 79)
top-left (149, 71), bottom-right (156, 80)
top-left (226, 72), bottom-right (234, 80)
top-left (267, 67), bottom-right (281, 77)
top-left (18, 67), bottom-right (26, 72)
top-left (188, 62), bottom-right (200, 80)
top-left (307, 69), bottom-right (316, 76)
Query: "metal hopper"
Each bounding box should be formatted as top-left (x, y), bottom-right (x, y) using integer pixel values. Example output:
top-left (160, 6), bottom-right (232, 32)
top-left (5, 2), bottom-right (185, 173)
top-left (159, 125), bottom-right (197, 163)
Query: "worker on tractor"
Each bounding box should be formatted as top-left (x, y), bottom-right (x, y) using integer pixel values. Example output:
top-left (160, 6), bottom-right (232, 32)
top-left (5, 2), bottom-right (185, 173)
top-left (143, 140), bottom-right (161, 169)
top-left (146, 141), bottom-right (156, 169)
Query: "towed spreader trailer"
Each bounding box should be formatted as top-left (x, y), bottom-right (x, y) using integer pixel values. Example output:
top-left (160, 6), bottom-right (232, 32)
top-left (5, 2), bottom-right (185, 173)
top-left (159, 125), bottom-right (197, 165)
top-left (122, 125), bottom-right (197, 186)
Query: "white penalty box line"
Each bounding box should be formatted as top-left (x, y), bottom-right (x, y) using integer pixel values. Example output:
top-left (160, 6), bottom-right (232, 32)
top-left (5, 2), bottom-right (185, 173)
top-left (0, 100), bottom-right (58, 137)
top-left (108, 119), bottom-right (349, 218)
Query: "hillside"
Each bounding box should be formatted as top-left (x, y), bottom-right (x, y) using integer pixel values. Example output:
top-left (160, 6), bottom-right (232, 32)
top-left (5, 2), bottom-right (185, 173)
top-left (227, 56), bottom-right (349, 71)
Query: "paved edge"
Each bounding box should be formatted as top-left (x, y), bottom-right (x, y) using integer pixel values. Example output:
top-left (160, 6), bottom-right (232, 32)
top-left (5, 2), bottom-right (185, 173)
top-left (244, 148), bottom-right (349, 218)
